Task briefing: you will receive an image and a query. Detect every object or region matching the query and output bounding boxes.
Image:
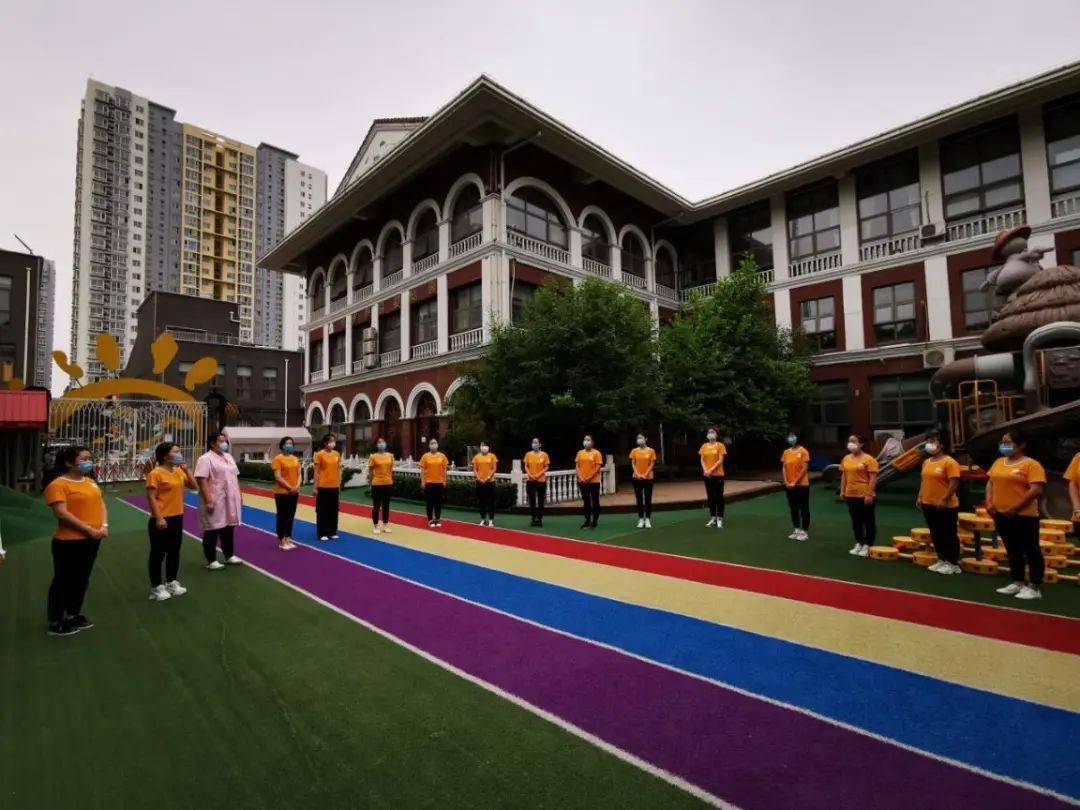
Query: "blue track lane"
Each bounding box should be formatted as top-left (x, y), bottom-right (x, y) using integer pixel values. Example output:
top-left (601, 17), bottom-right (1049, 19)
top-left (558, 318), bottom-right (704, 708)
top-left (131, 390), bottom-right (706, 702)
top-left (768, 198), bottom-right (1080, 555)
top-left (218, 496), bottom-right (1080, 799)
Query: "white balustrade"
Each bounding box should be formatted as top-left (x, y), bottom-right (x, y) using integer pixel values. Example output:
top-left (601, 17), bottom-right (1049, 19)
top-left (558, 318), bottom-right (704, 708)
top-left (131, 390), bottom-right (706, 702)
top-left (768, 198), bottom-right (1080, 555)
top-left (759, 267), bottom-right (774, 284)
top-left (1051, 195), bottom-right (1080, 219)
top-left (411, 253), bottom-right (439, 274)
top-left (945, 207), bottom-right (1026, 242)
top-left (411, 339), bottom-right (438, 360)
top-left (507, 230), bottom-right (571, 264)
top-left (449, 231), bottom-right (482, 258)
top-left (449, 327), bottom-right (483, 352)
top-left (858, 233), bottom-right (920, 262)
top-left (582, 257), bottom-right (612, 279)
top-left (622, 273), bottom-right (647, 290)
top-left (382, 269), bottom-right (403, 289)
top-left (353, 283), bottom-right (374, 303)
top-left (330, 364), bottom-right (346, 378)
top-left (328, 297), bottom-right (347, 314)
top-left (788, 251), bottom-right (842, 278)
top-left (309, 369), bottom-right (326, 383)
top-left (379, 348), bottom-right (401, 367)
top-left (655, 283), bottom-right (678, 302)
top-left (352, 359), bottom-right (367, 373)
top-left (678, 282), bottom-right (714, 302)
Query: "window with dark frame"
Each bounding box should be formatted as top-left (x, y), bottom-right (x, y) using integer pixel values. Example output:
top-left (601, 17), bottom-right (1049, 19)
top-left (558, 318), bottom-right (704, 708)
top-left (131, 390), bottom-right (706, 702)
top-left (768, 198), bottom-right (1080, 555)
top-left (262, 367), bottom-right (278, 401)
top-left (799, 296), bottom-right (837, 351)
top-left (940, 119), bottom-right (1023, 221)
top-left (379, 311), bottom-right (401, 354)
top-left (382, 231), bottom-right (403, 275)
top-left (807, 380), bottom-right (850, 445)
top-left (872, 281), bottom-right (918, 343)
top-left (0, 276), bottom-right (11, 326)
top-left (329, 268), bottom-right (347, 303)
top-left (450, 282), bottom-right (483, 334)
top-left (450, 185), bottom-right (483, 243)
top-left (655, 249), bottom-right (676, 288)
top-left (727, 202), bottom-right (773, 272)
top-left (787, 183), bottom-right (840, 260)
top-left (506, 188), bottom-right (567, 248)
top-left (329, 333), bottom-right (345, 367)
top-left (352, 249), bottom-right (373, 290)
top-left (411, 298), bottom-right (438, 345)
top-left (1044, 94), bottom-right (1080, 197)
top-left (961, 267), bottom-right (995, 331)
top-left (412, 210), bottom-right (439, 261)
top-left (511, 282), bottom-right (538, 325)
top-left (310, 277), bottom-right (325, 312)
top-left (310, 341), bottom-right (323, 371)
top-left (581, 216), bottom-right (609, 264)
top-left (869, 374), bottom-right (934, 433)
top-left (620, 235), bottom-right (647, 278)
top-left (235, 365), bottom-right (252, 399)
top-left (856, 152), bottom-right (921, 244)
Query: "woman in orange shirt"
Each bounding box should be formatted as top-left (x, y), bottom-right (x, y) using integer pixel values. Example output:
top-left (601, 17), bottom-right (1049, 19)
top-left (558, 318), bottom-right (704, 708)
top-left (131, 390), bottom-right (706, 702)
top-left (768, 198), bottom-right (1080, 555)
top-left (146, 441), bottom-right (197, 601)
top-left (43, 446), bottom-right (108, 636)
top-left (839, 434), bottom-right (878, 557)
top-left (419, 439), bottom-right (449, 528)
top-left (1066, 450), bottom-right (1080, 536)
top-left (781, 430), bottom-right (810, 540)
top-left (629, 433), bottom-right (656, 529)
top-left (313, 433), bottom-right (342, 541)
top-left (986, 430), bottom-right (1046, 601)
top-left (699, 427), bottom-right (726, 528)
top-left (575, 435), bottom-right (604, 530)
top-left (915, 433), bottom-right (962, 575)
top-left (524, 438), bottom-right (550, 527)
top-left (271, 436), bottom-right (301, 550)
top-left (368, 438), bottom-right (395, 533)
top-left (472, 442), bottom-right (499, 527)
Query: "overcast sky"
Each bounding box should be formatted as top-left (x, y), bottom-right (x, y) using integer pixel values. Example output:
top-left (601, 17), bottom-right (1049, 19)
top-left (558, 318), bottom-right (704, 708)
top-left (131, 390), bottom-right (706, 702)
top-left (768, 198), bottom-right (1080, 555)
top-left (4, 0), bottom-right (1079, 394)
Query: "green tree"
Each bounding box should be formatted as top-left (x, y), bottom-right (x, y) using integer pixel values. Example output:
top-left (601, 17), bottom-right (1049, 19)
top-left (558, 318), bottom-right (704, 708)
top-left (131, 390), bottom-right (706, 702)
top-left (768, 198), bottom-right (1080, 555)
top-left (456, 276), bottom-right (662, 458)
top-left (659, 253), bottom-right (814, 444)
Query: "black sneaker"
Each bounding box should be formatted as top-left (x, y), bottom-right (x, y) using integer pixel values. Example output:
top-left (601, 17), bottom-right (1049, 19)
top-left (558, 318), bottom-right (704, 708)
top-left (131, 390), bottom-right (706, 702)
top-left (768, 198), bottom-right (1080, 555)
top-left (47, 620), bottom-right (78, 637)
top-left (68, 615), bottom-right (94, 631)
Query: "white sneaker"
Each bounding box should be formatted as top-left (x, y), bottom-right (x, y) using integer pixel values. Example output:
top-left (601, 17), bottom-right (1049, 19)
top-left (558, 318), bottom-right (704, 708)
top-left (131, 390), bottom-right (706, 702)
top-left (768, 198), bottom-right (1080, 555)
top-left (797, 530), bottom-right (809, 542)
top-left (929, 560), bottom-right (946, 573)
top-left (319, 536), bottom-right (329, 542)
top-left (636, 518), bottom-right (645, 529)
top-left (149, 584), bottom-right (171, 601)
top-left (788, 529), bottom-right (800, 540)
top-left (848, 544), bottom-right (862, 555)
top-left (206, 561), bottom-right (225, 571)
top-left (944, 563), bottom-right (962, 575)
top-left (706, 517), bottom-right (717, 527)
top-left (382, 523), bottom-right (391, 533)
top-left (372, 524), bottom-right (382, 534)
top-left (488, 519), bottom-right (495, 527)
top-left (1015, 585), bottom-right (1042, 601)
top-left (330, 535), bottom-right (340, 541)
top-left (434, 521), bottom-right (442, 528)
top-left (165, 580), bottom-right (187, 596)
top-left (644, 518), bottom-right (652, 529)
top-left (225, 556), bottom-right (242, 566)
top-left (716, 518), bottom-right (724, 529)
top-left (856, 545), bottom-right (869, 557)
top-left (996, 582), bottom-right (1023, 595)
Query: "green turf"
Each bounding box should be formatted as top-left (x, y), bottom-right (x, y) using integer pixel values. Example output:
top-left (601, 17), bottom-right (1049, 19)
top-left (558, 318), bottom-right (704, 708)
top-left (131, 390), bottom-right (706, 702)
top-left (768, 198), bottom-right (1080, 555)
top-left (302, 480), bottom-right (1080, 618)
top-left (0, 487), bottom-right (704, 810)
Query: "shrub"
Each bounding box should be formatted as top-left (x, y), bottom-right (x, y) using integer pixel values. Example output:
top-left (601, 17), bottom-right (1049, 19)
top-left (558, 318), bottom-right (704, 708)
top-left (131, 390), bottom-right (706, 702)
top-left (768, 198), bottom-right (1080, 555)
top-left (363, 475), bottom-right (518, 510)
top-left (238, 461), bottom-right (275, 482)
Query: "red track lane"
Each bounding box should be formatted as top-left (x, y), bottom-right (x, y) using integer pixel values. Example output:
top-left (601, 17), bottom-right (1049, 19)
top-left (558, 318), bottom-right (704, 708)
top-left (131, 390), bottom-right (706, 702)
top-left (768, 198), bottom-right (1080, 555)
top-left (244, 488), bottom-right (1080, 655)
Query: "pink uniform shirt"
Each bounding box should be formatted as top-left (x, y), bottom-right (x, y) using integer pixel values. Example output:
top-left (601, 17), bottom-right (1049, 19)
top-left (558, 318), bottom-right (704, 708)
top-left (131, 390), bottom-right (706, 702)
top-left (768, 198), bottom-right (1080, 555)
top-left (194, 450), bottom-right (242, 530)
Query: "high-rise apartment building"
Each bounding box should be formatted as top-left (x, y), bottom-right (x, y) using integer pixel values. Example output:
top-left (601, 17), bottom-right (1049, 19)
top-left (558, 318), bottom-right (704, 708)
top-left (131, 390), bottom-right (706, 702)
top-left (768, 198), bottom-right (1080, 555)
top-left (71, 79), bottom-right (324, 377)
top-left (255, 144), bottom-right (327, 350)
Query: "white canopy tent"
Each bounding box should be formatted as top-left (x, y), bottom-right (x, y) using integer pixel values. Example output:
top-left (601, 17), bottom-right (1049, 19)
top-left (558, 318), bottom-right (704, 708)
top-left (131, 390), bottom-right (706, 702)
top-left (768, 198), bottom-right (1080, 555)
top-left (223, 426), bottom-right (313, 462)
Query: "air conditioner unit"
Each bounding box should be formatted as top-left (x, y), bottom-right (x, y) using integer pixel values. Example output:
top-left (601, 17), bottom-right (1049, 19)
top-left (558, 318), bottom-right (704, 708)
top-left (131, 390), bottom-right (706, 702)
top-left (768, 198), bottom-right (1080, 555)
top-left (922, 346), bottom-right (954, 369)
top-left (362, 327), bottom-right (378, 341)
top-left (919, 222), bottom-right (946, 243)
top-left (363, 352), bottom-right (378, 369)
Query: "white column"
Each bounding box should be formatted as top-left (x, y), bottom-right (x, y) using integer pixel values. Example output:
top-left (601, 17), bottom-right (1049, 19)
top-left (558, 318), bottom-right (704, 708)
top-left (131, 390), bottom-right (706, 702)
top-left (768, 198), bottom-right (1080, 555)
top-left (838, 174), bottom-right (860, 266)
top-left (372, 257), bottom-right (383, 292)
top-left (918, 141), bottom-right (945, 226)
top-left (304, 331), bottom-right (311, 380)
top-left (399, 292), bottom-right (410, 362)
top-left (483, 195), bottom-right (501, 244)
top-left (769, 194), bottom-right (789, 280)
top-left (610, 242), bottom-right (622, 284)
top-left (924, 255), bottom-right (952, 341)
top-left (1019, 105), bottom-right (1053, 226)
top-left (369, 305), bottom-right (379, 359)
top-left (713, 216), bottom-right (731, 279)
top-left (345, 318), bottom-right (353, 372)
top-left (402, 241), bottom-right (413, 279)
top-left (841, 275), bottom-right (864, 351)
top-left (437, 274), bottom-right (449, 353)
top-left (569, 228), bottom-right (583, 269)
top-left (346, 271), bottom-right (354, 305)
top-left (773, 287), bottom-right (792, 330)
top-left (481, 257), bottom-right (493, 338)
top-left (321, 324), bottom-right (330, 372)
top-left (648, 299), bottom-right (659, 334)
top-left (438, 219), bottom-right (450, 262)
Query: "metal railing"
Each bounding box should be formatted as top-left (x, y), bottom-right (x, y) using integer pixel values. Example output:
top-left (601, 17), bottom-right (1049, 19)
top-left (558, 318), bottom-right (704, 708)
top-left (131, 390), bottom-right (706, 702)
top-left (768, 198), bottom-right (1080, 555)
top-left (788, 251), bottom-right (841, 278)
top-left (411, 339), bottom-right (438, 360)
top-left (679, 282), bottom-right (714, 302)
top-left (859, 233), bottom-right (920, 262)
top-left (582, 257), bottom-right (612, 279)
top-left (382, 269), bottom-right (403, 288)
top-left (449, 231), bottom-right (482, 258)
top-left (449, 327), bottom-right (483, 352)
top-left (353, 283), bottom-right (374, 303)
top-left (507, 230), bottom-right (571, 264)
top-left (379, 348), bottom-right (401, 367)
top-left (328, 297), bottom-right (347, 314)
top-left (655, 283), bottom-right (678, 302)
top-left (1051, 195), bottom-right (1080, 219)
top-left (411, 253), bottom-right (439, 274)
top-left (310, 369), bottom-right (326, 383)
top-left (623, 273), bottom-right (647, 290)
top-left (946, 207), bottom-right (1025, 242)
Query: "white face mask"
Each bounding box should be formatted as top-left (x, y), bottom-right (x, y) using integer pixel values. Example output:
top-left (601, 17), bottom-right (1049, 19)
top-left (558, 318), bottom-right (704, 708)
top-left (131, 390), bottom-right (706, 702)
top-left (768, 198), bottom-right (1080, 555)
top-left (376, 443), bottom-right (386, 452)
top-left (636, 437), bottom-right (646, 447)
top-left (847, 442), bottom-right (859, 453)
top-left (707, 433), bottom-right (717, 442)
top-left (326, 441), bottom-right (336, 450)
top-left (583, 439), bottom-right (592, 448)
top-left (531, 443), bottom-right (540, 451)
top-left (480, 446), bottom-right (489, 454)
top-left (429, 444), bottom-right (438, 452)
top-left (925, 442), bottom-right (939, 455)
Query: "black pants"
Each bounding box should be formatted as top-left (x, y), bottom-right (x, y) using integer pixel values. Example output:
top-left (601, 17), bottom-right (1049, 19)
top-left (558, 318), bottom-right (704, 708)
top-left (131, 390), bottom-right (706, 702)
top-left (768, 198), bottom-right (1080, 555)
top-left (316, 488), bottom-right (339, 537)
top-left (922, 505), bottom-right (959, 564)
top-left (845, 497), bottom-right (877, 546)
top-left (476, 482), bottom-right (497, 520)
top-left (47, 537), bottom-right (101, 624)
top-left (579, 482), bottom-right (601, 525)
top-left (633, 479), bottom-right (654, 518)
top-left (371, 484), bottom-right (392, 524)
top-left (275, 493), bottom-right (298, 540)
top-left (785, 486), bottom-right (810, 530)
top-left (148, 515), bottom-right (184, 586)
top-left (425, 483), bottom-right (445, 522)
top-left (203, 525), bottom-right (235, 563)
top-left (703, 476), bottom-right (725, 518)
top-left (995, 514), bottom-right (1044, 585)
top-left (526, 481), bottom-right (546, 523)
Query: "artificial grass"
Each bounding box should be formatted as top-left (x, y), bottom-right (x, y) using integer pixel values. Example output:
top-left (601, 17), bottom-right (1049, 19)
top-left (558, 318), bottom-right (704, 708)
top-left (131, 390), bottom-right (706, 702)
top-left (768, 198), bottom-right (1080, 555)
top-left (0, 489), bottom-right (705, 810)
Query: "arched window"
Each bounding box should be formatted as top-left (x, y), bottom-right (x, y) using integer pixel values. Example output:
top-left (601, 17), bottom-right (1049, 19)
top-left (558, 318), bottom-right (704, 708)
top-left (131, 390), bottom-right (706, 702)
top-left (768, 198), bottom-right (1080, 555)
top-left (382, 397), bottom-right (402, 456)
top-left (655, 247), bottom-right (676, 289)
top-left (412, 208), bottom-right (439, 261)
top-left (329, 265), bottom-right (347, 305)
top-left (310, 275), bottom-right (325, 316)
top-left (308, 405), bottom-right (325, 427)
top-left (352, 399), bottom-right (373, 450)
top-left (620, 234), bottom-right (646, 279)
top-left (328, 403), bottom-right (347, 431)
top-left (581, 215), bottom-right (610, 265)
top-left (506, 187), bottom-right (567, 249)
top-left (414, 391), bottom-right (439, 446)
top-left (450, 184), bottom-right (483, 243)
top-left (382, 230), bottom-right (403, 278)
top-left (353, 247), bottom-right (373, 292)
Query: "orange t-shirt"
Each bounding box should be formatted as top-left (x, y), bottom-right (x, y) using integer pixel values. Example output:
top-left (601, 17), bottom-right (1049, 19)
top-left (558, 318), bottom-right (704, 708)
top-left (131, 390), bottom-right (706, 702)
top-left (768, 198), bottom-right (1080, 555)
top-left (271, 453), bottom-right (300, 495)
top-left (44, 476), bottom-right (105, 541)
top-left (368, 452), bottom-right (394, 486)
top-left (314, 449), bottom-right (341, 489)
top-left (575, 448), bottom-right (603, 484)
top-left (472, 452), bottom-right (498, 482)
top-left (146, 465), bottom-right (187, 517)
top-left (419, 452), bottom-right (449, 485)
top-left (1065, 453), bottom-right (1080, 483)
top-left (919, 455), bottom-right (961, 508)
top-left (988, 457), bottom-right (1046, 517)
top-left (699, 442), bottom-right (726, 478)
top-left (524, 451), bottom-right (550, 482)
top-left (840, 453), bottom-right (879, 498)
top-left (781, 446), bottom-right (810, 487)
top-left (629, 446), bottom-right (656, 479)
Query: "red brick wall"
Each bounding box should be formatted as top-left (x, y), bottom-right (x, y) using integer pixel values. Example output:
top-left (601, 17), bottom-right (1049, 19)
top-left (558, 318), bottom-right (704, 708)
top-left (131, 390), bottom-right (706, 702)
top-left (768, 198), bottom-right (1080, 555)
top-left (789, 277), bottom-right (846, 352)
top-left (860, 261), bottom-right (927, 348)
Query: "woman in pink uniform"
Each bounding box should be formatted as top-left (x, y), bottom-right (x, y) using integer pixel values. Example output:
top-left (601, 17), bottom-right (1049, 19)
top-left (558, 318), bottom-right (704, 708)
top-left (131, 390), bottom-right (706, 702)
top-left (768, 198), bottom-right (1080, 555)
top-left (194, 432), bottom-right (243, 570)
